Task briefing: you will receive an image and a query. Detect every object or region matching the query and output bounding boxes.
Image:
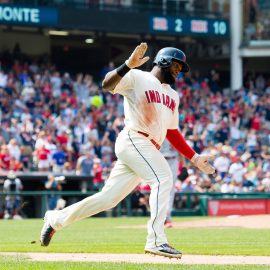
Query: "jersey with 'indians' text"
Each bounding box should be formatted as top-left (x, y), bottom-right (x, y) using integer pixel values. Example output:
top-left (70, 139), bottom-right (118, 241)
top-left (114, 69), bottom-right (179, 145)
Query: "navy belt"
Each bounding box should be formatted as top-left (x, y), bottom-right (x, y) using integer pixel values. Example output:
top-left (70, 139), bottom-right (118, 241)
top-left (137, 131), bottom-right (160, 150)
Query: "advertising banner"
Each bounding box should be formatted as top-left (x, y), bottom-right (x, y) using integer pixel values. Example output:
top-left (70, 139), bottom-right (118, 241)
top-left (267, 199), bottom-right (270, 214)
top-left (208, 199), bottom-right (268, 216)
top-left (0, 4), bottom-right (58, 26)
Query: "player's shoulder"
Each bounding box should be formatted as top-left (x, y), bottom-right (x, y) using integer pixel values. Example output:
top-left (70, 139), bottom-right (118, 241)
top-left (167, 85), bottom-right (180, 101)
top-left (129, 69), bottom-right (149, 77)
top-left (125, 69), bottom-right (151, 84)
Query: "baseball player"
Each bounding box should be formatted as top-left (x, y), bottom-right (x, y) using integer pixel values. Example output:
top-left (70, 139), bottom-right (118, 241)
top-left (40, 42), bottom-right (215, 259)
top-left (160, 139), bottom-right (180, 228)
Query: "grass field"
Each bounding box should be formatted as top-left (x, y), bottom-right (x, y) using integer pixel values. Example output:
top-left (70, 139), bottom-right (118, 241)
top-left (0, 217), bottom-right (269, 269)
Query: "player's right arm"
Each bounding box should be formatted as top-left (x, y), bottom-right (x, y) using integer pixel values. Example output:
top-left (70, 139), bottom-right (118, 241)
top-left (166, 129), bottom-right (215, 174)
top-left (102, 42), bottom-right (149, 92)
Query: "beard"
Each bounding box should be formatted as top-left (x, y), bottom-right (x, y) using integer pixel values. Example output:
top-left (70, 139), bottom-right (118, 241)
top-left (161, 68), bottom-right (175, 85)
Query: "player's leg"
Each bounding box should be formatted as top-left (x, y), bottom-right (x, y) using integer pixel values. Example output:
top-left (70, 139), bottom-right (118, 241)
top-left (117, 130), bottom-right (180, 257)
top-left (40, 160), bottom-right (140, 246)
top-left (165, 157), bottom-right (178, 227)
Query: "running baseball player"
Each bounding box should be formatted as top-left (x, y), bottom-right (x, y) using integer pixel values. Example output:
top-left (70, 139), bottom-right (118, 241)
top-left (40, 42), bottom-right (215, 259)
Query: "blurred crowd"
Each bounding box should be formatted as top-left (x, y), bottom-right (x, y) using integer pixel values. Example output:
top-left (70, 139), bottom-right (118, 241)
top-left (0, 57), bottom-right (120, 186)
top-left (172, 69), bottom-right (270, 194)
top-left (0, 55), bottom-right (269, 198)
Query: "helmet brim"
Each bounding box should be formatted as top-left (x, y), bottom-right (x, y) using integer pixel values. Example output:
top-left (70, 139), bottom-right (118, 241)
top-left (173, 59), bottom-right (190, 73)
top-left (181, 62), bottom-right (190, 73)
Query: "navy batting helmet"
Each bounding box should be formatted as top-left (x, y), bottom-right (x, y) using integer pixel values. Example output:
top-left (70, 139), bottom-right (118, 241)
top-left (153, 47), bottom-right (190, 72)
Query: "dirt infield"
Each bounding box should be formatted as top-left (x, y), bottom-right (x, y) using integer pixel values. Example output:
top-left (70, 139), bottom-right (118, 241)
top-left (2, 252), bottom-right (270, 265)
top-left (120, 215), bottom-right (270, 229)
top-left (172, 214), bottom-right (270, 229)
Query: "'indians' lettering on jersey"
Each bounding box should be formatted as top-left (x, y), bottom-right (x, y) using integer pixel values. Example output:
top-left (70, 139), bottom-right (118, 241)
top-left (145, 90), bottom-right (176, 112)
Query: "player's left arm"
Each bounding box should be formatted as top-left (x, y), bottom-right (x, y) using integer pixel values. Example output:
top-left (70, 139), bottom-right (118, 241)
top-left (102, 42), bottom-right (149, 92)
top-left (102, 70), bottom-right (124, 93)
top-left (166, 129), bottom-right (215, 174)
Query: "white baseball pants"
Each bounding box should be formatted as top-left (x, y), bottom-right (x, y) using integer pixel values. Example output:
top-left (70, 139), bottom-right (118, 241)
top-left (48, 128), bottom-right (173, 249)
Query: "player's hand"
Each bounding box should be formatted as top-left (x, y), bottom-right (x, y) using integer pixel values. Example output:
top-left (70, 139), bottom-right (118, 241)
top-left (126, 42), bottom-right (150, 68)
top-left (191, 153), bottom-right (215, 174)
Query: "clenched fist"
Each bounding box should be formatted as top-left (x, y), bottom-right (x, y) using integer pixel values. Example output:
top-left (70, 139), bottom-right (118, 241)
top-left (191, 153), bottom-right (215, 174)
top-left (126, 42), bottom-right (150, 69)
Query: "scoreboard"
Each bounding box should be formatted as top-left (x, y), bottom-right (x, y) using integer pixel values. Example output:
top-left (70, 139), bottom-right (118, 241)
top-left (0, 3), bottom-right (229, 39)
top-left (150, 16), bottom-right (229, 37)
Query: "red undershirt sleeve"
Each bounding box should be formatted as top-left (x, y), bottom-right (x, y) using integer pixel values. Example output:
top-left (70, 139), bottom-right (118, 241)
top-left (166, 129), bottom-right (196, 160)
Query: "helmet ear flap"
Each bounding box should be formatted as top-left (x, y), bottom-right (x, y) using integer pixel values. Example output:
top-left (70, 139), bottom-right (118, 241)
top-left (159, 56), bottom-right (171, 68)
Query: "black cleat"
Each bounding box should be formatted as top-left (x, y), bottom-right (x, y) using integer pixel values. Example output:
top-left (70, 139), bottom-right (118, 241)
top-left (40, 212), bottom-right (56, 246)
top-left (145, 243), bottom-right (182, 259)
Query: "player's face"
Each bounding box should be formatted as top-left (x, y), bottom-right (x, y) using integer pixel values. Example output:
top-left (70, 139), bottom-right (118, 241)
top-left (170, 61), bottom-right (183, 79)
top-left (162, 61), bottom-right (183, 85)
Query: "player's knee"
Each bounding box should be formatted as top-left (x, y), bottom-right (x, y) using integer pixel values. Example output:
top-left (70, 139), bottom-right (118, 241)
top-left (151, 173), bottom-right (173, 191)
top-left (101, 193), bottom-right (120, 209)
top-left (162, 175), bottom-right (174, 192)
top-left (107, 196), bottom-right (119, 208)
top-left (167, 179), bottom-right (174, 191)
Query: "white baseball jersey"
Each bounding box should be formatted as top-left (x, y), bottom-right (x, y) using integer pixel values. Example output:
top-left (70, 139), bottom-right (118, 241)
top-left (114, 69), bottom-right (179, 145)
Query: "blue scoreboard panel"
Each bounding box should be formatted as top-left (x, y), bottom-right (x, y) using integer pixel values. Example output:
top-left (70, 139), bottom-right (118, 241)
top-left (150, 16), bottom-right (229, 37)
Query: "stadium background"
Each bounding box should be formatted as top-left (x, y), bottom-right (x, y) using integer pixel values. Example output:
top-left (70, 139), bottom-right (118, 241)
top-left (0, 0), bottom-right (269, 219)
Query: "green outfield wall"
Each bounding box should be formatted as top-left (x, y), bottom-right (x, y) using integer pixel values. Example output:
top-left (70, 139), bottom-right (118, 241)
top-left (1, 191), bottom-right (270, 218)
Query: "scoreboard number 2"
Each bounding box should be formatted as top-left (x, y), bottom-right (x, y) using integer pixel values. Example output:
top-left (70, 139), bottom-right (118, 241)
top-left (175, 18), bottom-right (183, 32)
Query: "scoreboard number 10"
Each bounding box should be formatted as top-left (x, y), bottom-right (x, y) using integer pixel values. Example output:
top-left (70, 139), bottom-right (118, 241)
top-left (213, 21), bottom-right (226, 35)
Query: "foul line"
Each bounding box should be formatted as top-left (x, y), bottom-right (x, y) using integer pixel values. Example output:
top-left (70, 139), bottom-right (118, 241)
top-left (1, 252), bottom-right (270, 265)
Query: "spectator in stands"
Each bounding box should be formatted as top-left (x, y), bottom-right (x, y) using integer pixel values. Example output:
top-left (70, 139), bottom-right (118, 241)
top-left (213, 146), bottom-right (231, 178)
top-left (246, 129), bottom-right (258, 156)
top-left (251, 112), bottom-right (262, 131)
top-left (181, 175), bottom-right (198, 192)
top-left (63, 161), bottom-right (74, 174)
top-left (100, 61), bottom-right (115, 81)
top-left (261, 172), bottom-right (270, 192)
top-left (130, 185), bottom-right (149, 216)
top-left (0, 69), bottom-right (8, 88)
top-left (9, 156), bottom-right (23, 171)
top-left (52, 144), bottom-right (67, 173)
top-left (51, 71), bottom-right (62, 98)
top-left (7, 138), bottom-right (21, 161)
top-left (92, 158), bottom-right (104, 191)
top-left (210, 175), bottom-right (223, 192)
top-left (74, 73), bottom-right (89, 105)
top-left (3, 171), bottom-right (23, 219)
top-left (34, 145), bottom-right (51, 172)
top-left (0, 144), bottom-right (11, 170)
top-left (100, 136), bottom-right (114, 164)
top-left (228, 154), bottom-right (246, 184)
top-left (214, 120), bottom-right (230, 144)
top-left (76, 150), bottom-right (94, 192)
top-left (45, 174), bottom-right (63, 211)
top-left (220, 176), bottom-right (233, 193)
top-left (35, 131), bottom-right (47, 150)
